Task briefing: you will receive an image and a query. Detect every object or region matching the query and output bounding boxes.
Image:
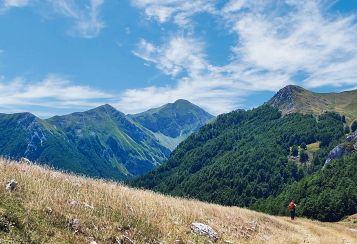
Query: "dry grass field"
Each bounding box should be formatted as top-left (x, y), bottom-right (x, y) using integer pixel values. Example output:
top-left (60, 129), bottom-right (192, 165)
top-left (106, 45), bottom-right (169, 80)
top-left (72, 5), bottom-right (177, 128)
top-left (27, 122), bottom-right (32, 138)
top-left (0, 158), bottom-right (356, 244)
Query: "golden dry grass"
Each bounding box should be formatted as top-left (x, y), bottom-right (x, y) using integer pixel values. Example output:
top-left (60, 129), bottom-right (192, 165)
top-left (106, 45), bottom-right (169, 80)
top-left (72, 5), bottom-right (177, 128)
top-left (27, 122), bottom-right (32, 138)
top-left (0, 159), bottom-right (356, 244)
top-left (307, 142), bottom-right (320, 153)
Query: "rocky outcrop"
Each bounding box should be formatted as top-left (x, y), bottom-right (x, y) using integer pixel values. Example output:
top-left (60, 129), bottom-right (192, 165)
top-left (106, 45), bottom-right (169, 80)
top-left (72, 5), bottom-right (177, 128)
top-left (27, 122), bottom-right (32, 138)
top-left (191, 222), bottom-right (219, 242)
top-left (324, 132), bottom-right (357, 166)
top-left (324, 145), bottom-right (346, 165)
top-left (5, 179), bottom-right (17, 192)
top-left (267, 85), bottom-right (307, 114)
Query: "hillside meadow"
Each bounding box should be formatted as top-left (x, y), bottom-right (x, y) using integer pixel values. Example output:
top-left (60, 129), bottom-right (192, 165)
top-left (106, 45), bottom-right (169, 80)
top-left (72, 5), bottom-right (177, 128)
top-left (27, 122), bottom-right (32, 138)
top-left (0, 159), bottom-right (356, 243)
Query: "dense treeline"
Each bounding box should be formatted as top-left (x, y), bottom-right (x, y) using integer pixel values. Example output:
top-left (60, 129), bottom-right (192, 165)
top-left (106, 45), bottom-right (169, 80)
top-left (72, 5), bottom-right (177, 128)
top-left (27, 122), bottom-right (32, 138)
top-left (132, 105), bottom-right (345, 207)
top-left (252, 153), bottom-right (357, 221)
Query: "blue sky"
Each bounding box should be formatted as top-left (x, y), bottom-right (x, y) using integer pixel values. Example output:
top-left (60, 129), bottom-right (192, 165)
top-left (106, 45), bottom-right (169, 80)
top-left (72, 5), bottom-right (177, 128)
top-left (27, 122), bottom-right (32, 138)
top-left (0, 0), bottom-right (357, 117)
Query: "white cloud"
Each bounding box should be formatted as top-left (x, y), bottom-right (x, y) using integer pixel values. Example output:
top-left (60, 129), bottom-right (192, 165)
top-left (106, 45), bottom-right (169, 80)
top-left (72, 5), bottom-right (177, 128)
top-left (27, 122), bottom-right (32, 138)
top-left (50, 0), bottom-right (105, 38)
top-left (126, 0), bottom-right (357, 114)
top-left (1, 0), bottom-right (30, 8)
top-left (128, 35), bottom-right (255, 114)
top-left (227, 0), bottom-right (357, 88)
top-left (0, 75), bottom-right (114, 115)
top-left (131, 0), bottom-right (216, 26)
top-left (0, 0), bottom-right (30, 13)
top-left (0, 0), bottom-right (105, 38)
top-left (116, 77), bottom-right (246, 115)
top-left (133, 37), bottom-right (207, 76)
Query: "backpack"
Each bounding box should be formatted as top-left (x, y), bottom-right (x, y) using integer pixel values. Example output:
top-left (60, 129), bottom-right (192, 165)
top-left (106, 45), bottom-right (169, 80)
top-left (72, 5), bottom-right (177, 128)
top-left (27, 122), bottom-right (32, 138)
top-left (289, 202), bottom-right (295, 210)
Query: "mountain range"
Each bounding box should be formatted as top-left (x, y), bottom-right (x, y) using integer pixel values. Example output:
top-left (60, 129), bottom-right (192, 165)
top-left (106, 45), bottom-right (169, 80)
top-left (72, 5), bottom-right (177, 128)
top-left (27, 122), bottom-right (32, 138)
top-left (0, 84), bottom-right (356, 221)
top-left (0, 100), bottom-right (213, 180)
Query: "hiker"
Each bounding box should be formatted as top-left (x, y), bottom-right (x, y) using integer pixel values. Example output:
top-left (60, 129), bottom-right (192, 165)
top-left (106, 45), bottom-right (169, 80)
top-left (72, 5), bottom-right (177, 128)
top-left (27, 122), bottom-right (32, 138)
top-left (289, 199), bottom-right (296, 220)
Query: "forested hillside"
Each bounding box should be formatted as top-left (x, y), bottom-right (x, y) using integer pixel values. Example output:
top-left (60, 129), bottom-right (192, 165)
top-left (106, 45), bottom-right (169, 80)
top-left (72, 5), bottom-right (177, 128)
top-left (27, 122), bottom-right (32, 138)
top-left (132, 105), bottom-right (346, 207)
top-left (253, 145), bottom-right (357, 222)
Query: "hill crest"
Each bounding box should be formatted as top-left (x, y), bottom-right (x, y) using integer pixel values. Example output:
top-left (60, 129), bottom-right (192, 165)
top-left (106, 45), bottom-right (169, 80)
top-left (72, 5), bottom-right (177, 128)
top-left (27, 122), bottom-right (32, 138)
top-left (268, 85), bottom-right (357, 123)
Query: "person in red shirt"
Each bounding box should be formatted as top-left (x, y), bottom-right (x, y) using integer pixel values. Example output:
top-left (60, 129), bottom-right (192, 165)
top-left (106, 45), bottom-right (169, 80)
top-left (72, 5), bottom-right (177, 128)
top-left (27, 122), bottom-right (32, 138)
top-left (288, 199), bottom-right (297, 220)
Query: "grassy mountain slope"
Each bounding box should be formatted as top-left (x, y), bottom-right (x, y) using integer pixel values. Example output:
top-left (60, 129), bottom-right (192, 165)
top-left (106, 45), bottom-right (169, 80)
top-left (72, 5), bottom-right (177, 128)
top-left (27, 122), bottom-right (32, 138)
top-left (130, 99), bottom-right (214, 150)
top-left (1, 159), bottom-right (356, 244)
top-left (132, 105), bottom-right (346, 207)
top-left (268, 85), bottom-right (357, 123)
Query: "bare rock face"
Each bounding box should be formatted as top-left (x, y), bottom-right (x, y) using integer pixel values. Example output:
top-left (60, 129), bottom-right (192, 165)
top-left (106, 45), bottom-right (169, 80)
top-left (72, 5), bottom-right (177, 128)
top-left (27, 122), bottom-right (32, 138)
top-left (324, 131), bottom-right (357, 166)
top-left (5, 179), bottom-right (17, 192)
top-left (191, 222), bottom-right (219, 242)
top-left (325, 145), bottom-right (345, 165)
top-left (267, 85), bottom-right (307, 114)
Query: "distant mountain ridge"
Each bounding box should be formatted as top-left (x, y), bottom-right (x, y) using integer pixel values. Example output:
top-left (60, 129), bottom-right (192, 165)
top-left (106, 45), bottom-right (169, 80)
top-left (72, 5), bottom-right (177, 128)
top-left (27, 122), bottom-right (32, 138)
top-left (130, 99), bottom-right (214, 150)
top-left (268, 85), bottom-right (357, 123)
top-left (0, 100), bottom-right (213, 180)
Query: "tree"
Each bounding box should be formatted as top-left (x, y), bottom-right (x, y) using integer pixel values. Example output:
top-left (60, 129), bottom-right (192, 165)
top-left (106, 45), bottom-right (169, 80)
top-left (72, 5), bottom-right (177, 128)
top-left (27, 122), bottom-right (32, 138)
top-left (344, 125), bottom-right (350, 134)
top-left (291, 145), bottom-right (299, 157)
top-left (300, 142), bottom-right (307, 150)
top-left (300, 151), bottom-right (309, 163)
top-left (352, 121), bottom-right (357, 132)
top-left (341, 115), bottom-right (346, 123)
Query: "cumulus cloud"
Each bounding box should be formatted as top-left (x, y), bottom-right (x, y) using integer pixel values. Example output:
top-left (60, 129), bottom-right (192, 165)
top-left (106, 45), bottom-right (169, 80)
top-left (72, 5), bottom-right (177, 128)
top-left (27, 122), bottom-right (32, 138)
top-left (0, 75), bottom-right (113, 115)
top-left (125, 0), bottom-right (357, 114)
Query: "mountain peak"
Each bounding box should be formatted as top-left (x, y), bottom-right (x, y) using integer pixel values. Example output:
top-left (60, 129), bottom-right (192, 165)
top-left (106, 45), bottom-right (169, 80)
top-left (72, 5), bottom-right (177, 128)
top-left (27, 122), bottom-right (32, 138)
top-left (173, 99), bottom-right (192, 105)
top-left (268, 85), bottom-right (357, 122)
top-left (96, 104), bottom-right (117, 111)
top-left (89, 104), bottom-right (122, 116)
top-left (130, 100), bottom-right (214, 140)
top-left (267, 85), bottom-right (310, 114)
top-left (276, 85), bottom-right (307, 96)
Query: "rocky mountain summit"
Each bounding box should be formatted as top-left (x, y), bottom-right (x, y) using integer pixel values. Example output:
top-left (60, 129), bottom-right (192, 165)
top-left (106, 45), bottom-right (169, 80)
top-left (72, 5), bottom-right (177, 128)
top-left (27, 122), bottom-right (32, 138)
top-left (268, 85), bottom-right (357, 123)
top-left (268, 85), bottom-right (311, 114)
